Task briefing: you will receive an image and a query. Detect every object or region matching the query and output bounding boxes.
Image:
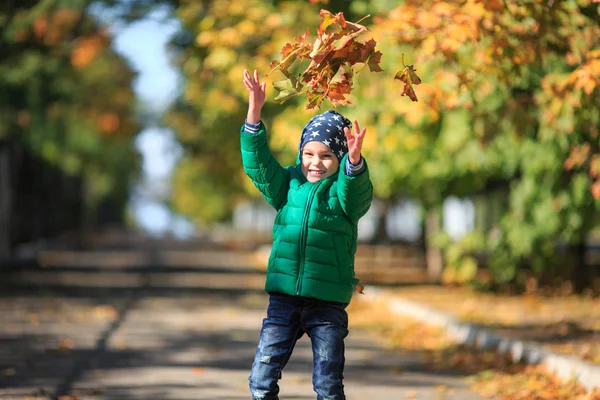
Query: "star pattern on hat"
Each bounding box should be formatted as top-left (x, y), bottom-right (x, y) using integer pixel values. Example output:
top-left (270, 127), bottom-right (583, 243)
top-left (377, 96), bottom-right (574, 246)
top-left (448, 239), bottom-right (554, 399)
top-left (299, 110), bottom-right (352, 162)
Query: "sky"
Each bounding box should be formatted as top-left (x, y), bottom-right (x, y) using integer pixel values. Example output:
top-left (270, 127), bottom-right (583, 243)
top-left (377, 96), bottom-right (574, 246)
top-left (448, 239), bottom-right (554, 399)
top-left (98, 6), bottom-right (195, 238)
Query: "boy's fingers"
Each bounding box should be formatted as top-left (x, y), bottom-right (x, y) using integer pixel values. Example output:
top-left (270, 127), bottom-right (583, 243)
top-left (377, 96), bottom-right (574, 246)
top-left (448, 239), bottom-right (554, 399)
top-left (344, 128), bottom-right (356, 144)
top-left (355, 125), bottom-right (366, 138)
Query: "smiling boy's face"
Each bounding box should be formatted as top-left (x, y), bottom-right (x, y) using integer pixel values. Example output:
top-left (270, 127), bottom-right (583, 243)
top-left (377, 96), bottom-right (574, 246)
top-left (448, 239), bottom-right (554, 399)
top-left (301, 141), bottom-right (340, 183)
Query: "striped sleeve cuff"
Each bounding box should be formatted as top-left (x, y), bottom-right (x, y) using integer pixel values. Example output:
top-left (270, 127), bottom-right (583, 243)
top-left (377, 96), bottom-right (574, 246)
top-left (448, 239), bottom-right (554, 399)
top-left (345, 156), bottom-right (365, 176)
top-left (244, 120), bottom-right (262, 134)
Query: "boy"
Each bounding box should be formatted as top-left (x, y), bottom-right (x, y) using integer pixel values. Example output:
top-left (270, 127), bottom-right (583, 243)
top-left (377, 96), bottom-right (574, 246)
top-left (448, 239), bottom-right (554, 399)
top-left (241, 69), bottom-right (373, 400)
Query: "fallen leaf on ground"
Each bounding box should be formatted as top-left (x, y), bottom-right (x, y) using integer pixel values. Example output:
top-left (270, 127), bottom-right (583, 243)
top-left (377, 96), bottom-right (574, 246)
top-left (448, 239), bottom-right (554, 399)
top-left (347, 296), bottom-right (597, 399)
top-left (93, 305), bottom-right (118, 320)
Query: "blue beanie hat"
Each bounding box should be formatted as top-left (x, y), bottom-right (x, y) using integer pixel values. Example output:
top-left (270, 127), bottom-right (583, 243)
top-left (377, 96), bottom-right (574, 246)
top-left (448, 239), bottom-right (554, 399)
top-left (299, 110), bottom-right (352, 162)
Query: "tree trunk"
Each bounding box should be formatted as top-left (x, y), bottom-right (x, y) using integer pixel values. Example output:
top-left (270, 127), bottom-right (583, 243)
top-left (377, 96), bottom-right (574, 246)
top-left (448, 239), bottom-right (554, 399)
top-left (370, 198), bottom-right (392, 244)
top-left (571, 237), bottom-right (588, 293)
top-left (425, 207), bottom-right (444, 282)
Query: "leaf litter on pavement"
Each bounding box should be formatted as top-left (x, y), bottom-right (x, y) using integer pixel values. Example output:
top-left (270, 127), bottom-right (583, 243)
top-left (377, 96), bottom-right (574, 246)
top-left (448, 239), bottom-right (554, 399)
top-left (380, 285), bottom-right (600, 365)
top-left (347, 295), bottom-right (600, 400)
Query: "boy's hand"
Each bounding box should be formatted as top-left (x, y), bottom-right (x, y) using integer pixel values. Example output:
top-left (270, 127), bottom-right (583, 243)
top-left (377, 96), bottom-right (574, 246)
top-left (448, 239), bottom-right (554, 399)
top-left (344, 120), bottom-right (366, 165)
top-left (243, 69), bottom-right (266, 124)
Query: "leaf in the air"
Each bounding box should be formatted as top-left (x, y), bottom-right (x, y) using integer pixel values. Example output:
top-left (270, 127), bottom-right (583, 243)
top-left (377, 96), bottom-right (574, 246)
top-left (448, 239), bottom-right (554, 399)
top-left (318, 9), bottom-right (341, 35)
top-left (273, 79), bottom-right (301, 103)
top-left (394, 63), bottom-right (422, 102)
top-left (270, 30), bottom-right (311, 77)
top-left (364, 39), bottom-right (383, 72)
top-left (306, 91), bottom-right (324, 110)
top-left (355, 283), bottom-right (365, 294)
top-left (328, 65), bottom-right (353, 107)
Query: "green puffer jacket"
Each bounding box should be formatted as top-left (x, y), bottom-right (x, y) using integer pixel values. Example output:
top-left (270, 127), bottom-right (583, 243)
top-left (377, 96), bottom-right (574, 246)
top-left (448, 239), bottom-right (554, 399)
top-left (240, 122), bottom-right (373, 304)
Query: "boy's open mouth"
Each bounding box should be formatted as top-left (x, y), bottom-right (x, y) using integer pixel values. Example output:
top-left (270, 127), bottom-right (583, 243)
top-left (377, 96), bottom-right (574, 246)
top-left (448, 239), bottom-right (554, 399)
top-left (308, 169), bottom-right (325, 177)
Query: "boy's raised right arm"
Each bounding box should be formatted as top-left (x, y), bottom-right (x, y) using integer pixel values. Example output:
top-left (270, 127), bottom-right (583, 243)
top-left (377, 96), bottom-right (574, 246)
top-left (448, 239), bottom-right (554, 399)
top-left (240, 69), bottom-right (288, 210)
top-left (243, 69), bottom-right (265, 124)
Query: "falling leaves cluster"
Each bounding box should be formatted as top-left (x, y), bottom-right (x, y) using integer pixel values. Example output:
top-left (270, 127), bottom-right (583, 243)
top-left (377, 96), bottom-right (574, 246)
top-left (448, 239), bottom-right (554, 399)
top-left (269, 9), bottom-right (383, 109)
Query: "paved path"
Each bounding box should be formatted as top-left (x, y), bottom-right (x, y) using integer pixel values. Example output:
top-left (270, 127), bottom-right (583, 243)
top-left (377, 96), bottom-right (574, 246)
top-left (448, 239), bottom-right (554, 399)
top-left (0, 242), bottom-right (484, 399)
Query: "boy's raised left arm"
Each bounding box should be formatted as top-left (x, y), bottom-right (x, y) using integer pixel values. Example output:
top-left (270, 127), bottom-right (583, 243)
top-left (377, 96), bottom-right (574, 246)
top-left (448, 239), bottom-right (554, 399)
top-left (337, 120), bottom-right (373, 222)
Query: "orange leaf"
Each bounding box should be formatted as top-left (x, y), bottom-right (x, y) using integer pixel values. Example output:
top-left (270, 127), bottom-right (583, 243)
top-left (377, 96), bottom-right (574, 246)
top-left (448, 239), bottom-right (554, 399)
top-left (71, 36), bottom-right (103, 69)
top-left (483, 0), bottom-right (504, 12)
top-left (33, 17), bottom-right (48, 38)
top-left (364, 39), bottom-right (383, 72)
top-left (394, 64), bottom-right (422, 102)
top-left (592, 182), bottom-right (600, 200)
top-left (97, 113), bottom-right (120, 134)
top-left (318, 9), bottom-right (342, 35)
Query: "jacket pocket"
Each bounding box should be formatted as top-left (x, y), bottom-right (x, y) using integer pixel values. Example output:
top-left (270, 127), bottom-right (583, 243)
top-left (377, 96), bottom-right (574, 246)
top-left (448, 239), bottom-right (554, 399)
top-left (333, 234), bottom-right (353, 283)
top-left (268, 236), bottom-right (283, 272)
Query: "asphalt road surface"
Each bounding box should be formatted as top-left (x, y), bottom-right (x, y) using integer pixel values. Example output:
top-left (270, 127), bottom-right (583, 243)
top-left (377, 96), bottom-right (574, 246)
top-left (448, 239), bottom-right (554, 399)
top-left (0, 238), bottom-right (484, 400)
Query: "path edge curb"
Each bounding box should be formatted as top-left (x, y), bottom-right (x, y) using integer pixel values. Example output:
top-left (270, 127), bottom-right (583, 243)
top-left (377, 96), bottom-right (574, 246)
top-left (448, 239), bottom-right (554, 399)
top-left (364, 286), bottom-right (600, 392)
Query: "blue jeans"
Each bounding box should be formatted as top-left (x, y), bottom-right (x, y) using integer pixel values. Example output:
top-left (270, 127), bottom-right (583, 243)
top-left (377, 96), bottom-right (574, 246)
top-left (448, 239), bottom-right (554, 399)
top-left (249, 293), bottom-right (349, 400)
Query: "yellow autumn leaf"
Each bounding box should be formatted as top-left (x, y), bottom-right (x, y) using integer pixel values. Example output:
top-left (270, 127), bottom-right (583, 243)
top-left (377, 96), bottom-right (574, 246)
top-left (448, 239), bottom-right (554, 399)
top-left (431, 2), bottom-right (455, 17)
top-left (195, 31), bottom-right (215, 47)
top-left (416, 11), bottom-right (442, 30)
top-left (236, 19), bottom-right (256, 36)
top-left (219, 27), bottom-right (241, 47)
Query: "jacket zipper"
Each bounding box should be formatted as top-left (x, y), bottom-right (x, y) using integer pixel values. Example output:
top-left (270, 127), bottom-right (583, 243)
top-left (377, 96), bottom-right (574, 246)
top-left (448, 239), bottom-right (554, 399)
top-left (296, 182), bottom-right (319, 295)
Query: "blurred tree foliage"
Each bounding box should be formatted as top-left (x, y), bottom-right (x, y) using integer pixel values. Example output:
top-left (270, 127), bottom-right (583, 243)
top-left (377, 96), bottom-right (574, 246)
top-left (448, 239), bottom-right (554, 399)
top-left (166, 0), bottom-right (600, 289)
top-left (375, 0), bottom-right (600, 289)
top-left (0, 0), bottom-right (142, 227)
